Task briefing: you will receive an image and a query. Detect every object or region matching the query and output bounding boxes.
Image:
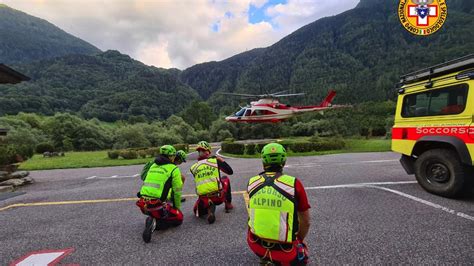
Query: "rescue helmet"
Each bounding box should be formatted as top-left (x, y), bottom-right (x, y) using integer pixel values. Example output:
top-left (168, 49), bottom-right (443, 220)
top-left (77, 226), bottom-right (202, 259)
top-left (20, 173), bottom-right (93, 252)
top-left (261, 143), bottom-right (286, 166)
top-left (176, 150), bottom-right (187, 162)
top-left (160, 145), bottom-right (176, 157)
top-left (196, 141), bottom-right (211, 152)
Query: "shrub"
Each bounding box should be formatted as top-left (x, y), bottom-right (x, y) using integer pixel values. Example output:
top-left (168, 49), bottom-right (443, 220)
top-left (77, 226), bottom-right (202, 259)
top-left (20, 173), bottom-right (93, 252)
top-left (246, 144), bottom-right (256, 155)
top-left (312, 138), bottom-right (346, 151)
top-left (36, 143), bottom-right (55, 154)
top-left (255, 143), bottom-right (267, 153)
top-left (107, 150), bottom-right (120, 159)
top-left (43, 113), bottom-right (111, 151)
top-left (0, 145), bottom-right (17, 165)
top-left (119, 150), bottom-right (138, 159)
top-left (217, 129), bottom-right (233, 142)
top-left (327, 138), bottom-right (346, 150)
top-left (114, 126), bottom-right (151, 149)
top-left (309, 134), bottom-right (320, 143)
top-left (195, 130), bottom-right (211, 143)
top-left (221, 142), bottom-right (245, 155)
top-left (288, 143), bottom-right (316, 153)
top-left (137, 150), bottom-right (148, 158)
top-left (152, 132), bottom-right (183, 147)
top-left (372, 127), bottom-right (387, 137)
top-left (4, 128), bottom-right (36, 160)
top-left (290, 122), bottom-right (316, 136)
top-left (224, 138), bottom-right (235, 143)
top-left (210, 119), bottom-right (237, 141)
top-left (146, 148), bottom-right (160, 157)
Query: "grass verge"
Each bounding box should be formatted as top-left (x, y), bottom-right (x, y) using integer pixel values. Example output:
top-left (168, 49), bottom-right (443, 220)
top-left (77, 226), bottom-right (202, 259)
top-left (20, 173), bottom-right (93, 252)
top-left (220, 138), bottom-right (392, 158)
top-left (19, 151), bottom-right (151, 171)
top-left (18, 139), bottom-right (391, 170)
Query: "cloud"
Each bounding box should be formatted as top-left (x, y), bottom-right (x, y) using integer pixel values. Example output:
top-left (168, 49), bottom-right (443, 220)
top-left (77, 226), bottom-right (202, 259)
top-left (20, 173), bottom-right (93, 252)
top-left (136, 40), bottom-right (173, 69)
top-left (266, 0), bottom-right (360, 34)
top-left (250, 0), bottom-right (269, 9)
top-left (1, 0), bottom-right (358, 69)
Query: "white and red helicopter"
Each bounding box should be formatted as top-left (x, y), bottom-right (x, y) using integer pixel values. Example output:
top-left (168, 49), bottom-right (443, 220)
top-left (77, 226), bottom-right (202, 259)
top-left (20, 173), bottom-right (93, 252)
top-left (223, 90), bottom-right (346, 123)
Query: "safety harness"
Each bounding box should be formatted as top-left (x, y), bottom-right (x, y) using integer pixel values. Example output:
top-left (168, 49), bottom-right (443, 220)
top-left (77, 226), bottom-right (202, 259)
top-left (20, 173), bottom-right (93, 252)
top-left (248, 172), bottom-right (298, 263)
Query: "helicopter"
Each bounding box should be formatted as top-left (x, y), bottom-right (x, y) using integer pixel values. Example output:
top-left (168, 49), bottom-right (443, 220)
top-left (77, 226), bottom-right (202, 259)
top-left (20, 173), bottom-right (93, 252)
top-left (222, 89), bottom-right (346, 123)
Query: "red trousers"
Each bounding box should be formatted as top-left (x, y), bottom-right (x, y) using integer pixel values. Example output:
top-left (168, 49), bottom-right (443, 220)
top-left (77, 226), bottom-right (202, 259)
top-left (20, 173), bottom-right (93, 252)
top-left (136, 198), bottom-right (183, 227)
top-left (247, 231), bottom-right (309, 265)
top-left (193, 176), bottom-right (231, 216)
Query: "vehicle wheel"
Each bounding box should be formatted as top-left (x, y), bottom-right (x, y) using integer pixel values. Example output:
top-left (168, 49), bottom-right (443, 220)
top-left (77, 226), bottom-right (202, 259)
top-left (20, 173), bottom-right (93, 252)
top-left (414, 149), bottom-right (467, 198)
top-left (466, 166), bottom-right (474, 194)
top-left (142, 217), bottom-right (156, 243)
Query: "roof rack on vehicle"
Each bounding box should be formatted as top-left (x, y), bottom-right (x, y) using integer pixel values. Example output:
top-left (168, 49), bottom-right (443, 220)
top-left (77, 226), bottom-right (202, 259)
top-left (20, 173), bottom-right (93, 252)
top-left (399, 54), bottom-right (474, 85)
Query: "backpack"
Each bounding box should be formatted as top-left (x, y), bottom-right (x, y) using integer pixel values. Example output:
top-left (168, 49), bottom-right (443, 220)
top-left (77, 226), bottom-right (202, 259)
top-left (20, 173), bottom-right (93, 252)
top-left (140, 161), bottom-right (154, 181)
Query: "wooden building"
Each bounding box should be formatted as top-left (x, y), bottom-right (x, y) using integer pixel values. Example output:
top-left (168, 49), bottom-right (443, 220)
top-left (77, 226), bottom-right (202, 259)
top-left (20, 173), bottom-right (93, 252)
top-left (0, 64), bottom-right (30, 137)
top-left (0, 64), bottom-right (30, 84)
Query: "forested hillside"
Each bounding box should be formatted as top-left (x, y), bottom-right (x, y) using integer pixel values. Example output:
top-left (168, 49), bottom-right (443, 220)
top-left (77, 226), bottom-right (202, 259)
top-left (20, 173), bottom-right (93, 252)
top-left (182, 0), bottom-right (474, 110)
top-left (0, 51), bottom-right (199, 121)
top-left (0, 0), bottom-right (472, 120)
top-left (0, 4), bottom-right (100, 64)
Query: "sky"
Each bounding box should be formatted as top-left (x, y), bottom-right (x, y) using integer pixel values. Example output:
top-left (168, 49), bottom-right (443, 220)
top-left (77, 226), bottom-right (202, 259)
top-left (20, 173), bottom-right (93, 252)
top-left (1, 0), bottom-right (359, 69)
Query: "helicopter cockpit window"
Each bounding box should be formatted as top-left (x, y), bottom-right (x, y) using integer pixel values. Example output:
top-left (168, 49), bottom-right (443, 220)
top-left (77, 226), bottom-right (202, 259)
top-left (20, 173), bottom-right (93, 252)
top-left (235, 108), bottom-right (246, 117)
top-left (244, 109), bottom-right (252, 117)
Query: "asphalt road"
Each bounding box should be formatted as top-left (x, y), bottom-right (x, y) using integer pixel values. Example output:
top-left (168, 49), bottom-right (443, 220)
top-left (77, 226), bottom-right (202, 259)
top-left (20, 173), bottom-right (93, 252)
top-left (0, 152), bottom-right (473, 265)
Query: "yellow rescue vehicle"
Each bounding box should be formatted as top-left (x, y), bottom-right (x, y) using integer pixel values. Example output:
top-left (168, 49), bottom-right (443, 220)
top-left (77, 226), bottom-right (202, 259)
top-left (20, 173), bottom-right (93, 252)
top-left (392, 54), bottom-right (474, 198)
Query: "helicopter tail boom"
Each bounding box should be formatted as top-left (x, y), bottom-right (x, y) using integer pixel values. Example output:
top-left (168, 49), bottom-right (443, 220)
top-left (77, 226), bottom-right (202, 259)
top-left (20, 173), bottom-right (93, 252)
top-left (320, 90), bottom-right (336, 107)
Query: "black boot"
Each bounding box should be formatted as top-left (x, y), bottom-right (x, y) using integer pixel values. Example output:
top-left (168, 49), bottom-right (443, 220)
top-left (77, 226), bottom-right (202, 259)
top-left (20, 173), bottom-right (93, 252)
top-left (207, 203), bottom-right (216, 224)
top-left (142, 216), bottom-right (156, 243)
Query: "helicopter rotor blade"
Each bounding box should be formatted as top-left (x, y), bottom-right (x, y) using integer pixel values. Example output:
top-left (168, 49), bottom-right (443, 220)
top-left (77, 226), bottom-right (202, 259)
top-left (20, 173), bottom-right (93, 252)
top-left (217, 92), bottom-right (260, 97)
top-left (271, 90), bottom-right (289, 95)
top-left (272, 93), bottom-right (306, 97)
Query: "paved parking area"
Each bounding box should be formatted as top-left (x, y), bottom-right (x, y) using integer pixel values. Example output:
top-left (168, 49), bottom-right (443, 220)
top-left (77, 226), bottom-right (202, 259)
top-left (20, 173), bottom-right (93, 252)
top-left (0, 152), bottom-right (472, 264)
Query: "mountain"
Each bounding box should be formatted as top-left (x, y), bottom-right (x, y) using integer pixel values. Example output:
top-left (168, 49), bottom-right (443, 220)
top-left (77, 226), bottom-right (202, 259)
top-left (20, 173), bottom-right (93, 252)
top-left (180, 48), bottom-right (264, 100)
top-left (181, 0), bottom-right (474, 109)
top-left (1, 1), bottom-right (473, 121)
top-left (0, 4), bottom-right (100, 64)
top-left (0, 50), bottom-right (199, 121)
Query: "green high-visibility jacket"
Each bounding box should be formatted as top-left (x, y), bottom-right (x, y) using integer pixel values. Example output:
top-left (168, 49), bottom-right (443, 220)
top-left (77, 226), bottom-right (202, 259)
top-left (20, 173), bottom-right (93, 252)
top-left (247, 173), bottom-right (297, 243)
top-left (140, 161), bottom-right (183, 209)
top-left (190, 157), bottom-right (220, 196)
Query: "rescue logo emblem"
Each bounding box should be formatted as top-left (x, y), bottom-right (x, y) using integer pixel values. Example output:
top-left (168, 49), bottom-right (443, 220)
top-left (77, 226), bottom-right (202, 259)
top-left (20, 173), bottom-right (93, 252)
top-left (398, 0), bottom-right (447, 36)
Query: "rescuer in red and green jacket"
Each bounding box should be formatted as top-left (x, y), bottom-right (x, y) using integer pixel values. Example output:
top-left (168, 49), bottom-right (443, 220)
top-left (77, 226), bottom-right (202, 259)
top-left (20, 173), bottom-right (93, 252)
top-left (168, 150), bottom-right (188, 203)
top-left (190, 141), bottom-right (234, 224)
top-left (136, 145), bottom-right (184, 243)
top-left (247, 143), bottom-right (311, 265)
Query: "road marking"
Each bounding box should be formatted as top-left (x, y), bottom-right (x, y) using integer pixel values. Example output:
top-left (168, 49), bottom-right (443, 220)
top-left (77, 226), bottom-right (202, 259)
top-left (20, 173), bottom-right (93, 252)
top-left (10, 248), bottom-right (74, 266)
top-left (0, 198), bottom-right (137, 212)
top-left (86, 174), bottom-right (140, 180)
top-left (215, 149), bottom-right (234, 159)
top-left (286, 159), bottom-right (398, 168)
top-left (361, 159), bottom-right (398, 163)
top-left (0, 191), bottom-right (247, 212)
top-left (2, 181), bottom-right (470, 222)
top-left (0, 183), bottom-right (412, 212)
top-left (369, 186), bottom-right (474, 222)
top-left (306, 181), bottom-right (474, 222)
top-left (305, 181), bottom-right (417, 190)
